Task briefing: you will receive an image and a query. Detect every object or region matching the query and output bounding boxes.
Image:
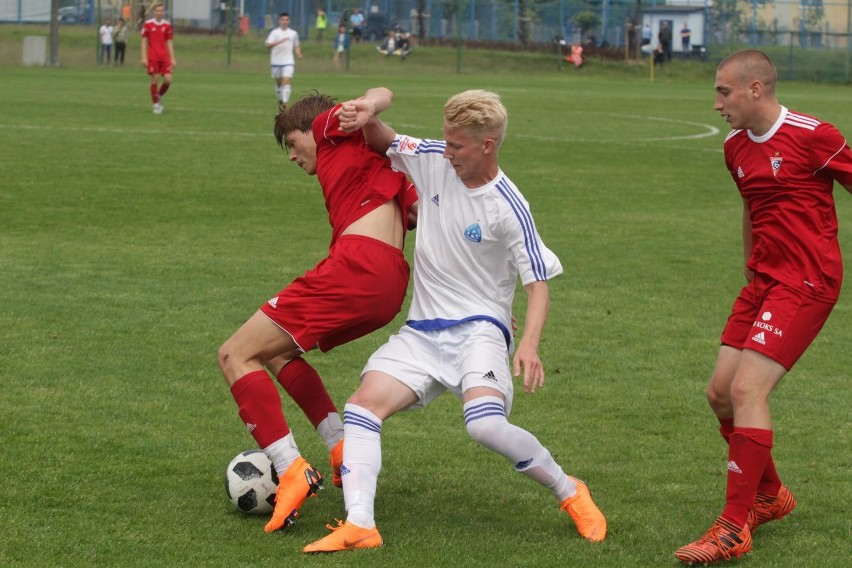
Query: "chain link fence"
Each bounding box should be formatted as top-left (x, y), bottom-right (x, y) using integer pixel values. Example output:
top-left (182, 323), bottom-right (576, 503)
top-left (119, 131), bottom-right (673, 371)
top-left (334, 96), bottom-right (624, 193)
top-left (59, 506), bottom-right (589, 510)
top-left (7, 1), bottom-right (852, 81)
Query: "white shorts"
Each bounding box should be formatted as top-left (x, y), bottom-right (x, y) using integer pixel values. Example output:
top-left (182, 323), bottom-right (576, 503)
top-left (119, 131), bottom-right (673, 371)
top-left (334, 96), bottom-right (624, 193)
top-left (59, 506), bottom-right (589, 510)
top-left (271, 64), bottom-right (294, 79)
top-left (362, 320), bottom-right (514, 414)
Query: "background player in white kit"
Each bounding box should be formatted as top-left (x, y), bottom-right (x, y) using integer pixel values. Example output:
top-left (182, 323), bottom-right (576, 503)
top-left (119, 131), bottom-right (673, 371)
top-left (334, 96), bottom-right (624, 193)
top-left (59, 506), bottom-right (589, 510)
top-left (303, 88), bottom-right (607, 553)
top-left (265, 13), bottom-right (302, 105)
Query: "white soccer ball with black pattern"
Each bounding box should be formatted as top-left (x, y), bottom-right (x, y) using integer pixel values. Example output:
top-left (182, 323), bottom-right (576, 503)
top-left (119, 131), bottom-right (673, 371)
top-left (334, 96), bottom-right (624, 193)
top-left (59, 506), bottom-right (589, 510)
top-left (225, 450), bottom-right (279, 515)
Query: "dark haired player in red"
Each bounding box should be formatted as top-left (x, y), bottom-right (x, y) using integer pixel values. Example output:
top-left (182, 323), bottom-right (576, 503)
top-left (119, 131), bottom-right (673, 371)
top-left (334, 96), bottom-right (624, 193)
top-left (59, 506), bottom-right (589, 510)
top-left (141, 3), bottom-right (175, 114)
top-left (218, 92), bottom-right (416, 534)
top-left (675, 49), bottom-right (852, 564)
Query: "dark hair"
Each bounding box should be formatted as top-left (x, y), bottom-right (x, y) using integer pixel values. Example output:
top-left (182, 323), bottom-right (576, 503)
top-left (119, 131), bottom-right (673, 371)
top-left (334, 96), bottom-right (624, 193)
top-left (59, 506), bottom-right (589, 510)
top-left (279, 12), bottom-right (289, 18)
top-left (273, 92), bottom-right (336, 149)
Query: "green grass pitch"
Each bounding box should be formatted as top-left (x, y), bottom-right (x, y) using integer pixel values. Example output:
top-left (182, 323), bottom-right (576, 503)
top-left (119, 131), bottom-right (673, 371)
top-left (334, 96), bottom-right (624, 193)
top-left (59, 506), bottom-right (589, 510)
top-left (0, 27), bottom-right (850, 567)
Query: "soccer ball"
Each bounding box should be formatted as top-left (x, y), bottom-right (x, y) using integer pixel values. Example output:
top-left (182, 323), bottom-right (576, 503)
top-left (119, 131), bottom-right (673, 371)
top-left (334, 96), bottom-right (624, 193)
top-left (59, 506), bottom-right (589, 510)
top-left (225, 450), bottom-right (279, 515)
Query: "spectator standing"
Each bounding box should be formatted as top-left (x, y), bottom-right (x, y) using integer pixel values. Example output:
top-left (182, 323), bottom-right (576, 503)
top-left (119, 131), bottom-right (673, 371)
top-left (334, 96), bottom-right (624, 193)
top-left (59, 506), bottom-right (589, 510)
top-left (680, 22), bottom-right (691, 58)
top-left (350, 8), bottom-right (364, 43)
top-left (315, 8), bottom-right (327, 42)
top-left (333, 23), bottom-right (350, 70)
top-left (113, 18), bottom-right (128, 65)
top-left (99, 19), bottom-right (114, 65)
top-left (658, 20), bottom-right (672, 62)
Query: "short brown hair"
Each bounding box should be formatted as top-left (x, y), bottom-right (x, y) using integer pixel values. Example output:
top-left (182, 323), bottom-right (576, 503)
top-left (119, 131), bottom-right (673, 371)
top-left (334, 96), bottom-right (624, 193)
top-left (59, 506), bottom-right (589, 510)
top-left (717, 49), bottom-right (777, 95)
top-left (273, 92), bottom-right (336, 149)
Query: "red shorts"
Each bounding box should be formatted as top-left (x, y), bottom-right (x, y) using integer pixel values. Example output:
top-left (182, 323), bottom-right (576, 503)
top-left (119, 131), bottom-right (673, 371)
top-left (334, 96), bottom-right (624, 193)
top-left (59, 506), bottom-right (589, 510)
top-left (720, 272), bottom-right (835, 370)
top-left (260, 235), bottom-right (410, 352)
top-left (147, 60), bottom-right (172, 75)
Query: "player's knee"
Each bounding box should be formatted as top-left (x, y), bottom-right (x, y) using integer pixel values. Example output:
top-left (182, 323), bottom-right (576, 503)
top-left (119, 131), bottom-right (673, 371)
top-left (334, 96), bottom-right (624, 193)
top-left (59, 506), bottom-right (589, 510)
top-left (465, 415), bottom-right (505, 451)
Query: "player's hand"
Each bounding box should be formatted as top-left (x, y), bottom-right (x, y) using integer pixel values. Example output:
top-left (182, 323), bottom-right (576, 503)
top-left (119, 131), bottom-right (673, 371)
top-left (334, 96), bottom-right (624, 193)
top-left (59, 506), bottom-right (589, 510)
top-left (141, 59), bottom-right (147, 67)
top-left (335, 98), bottom-right (373, 132)
top-left (513, 341), bottom-right (544, 394)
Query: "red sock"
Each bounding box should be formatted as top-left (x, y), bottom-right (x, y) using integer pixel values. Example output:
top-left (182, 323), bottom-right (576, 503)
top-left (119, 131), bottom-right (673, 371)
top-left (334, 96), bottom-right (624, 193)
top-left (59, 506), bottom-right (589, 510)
top-left (229, 370), bottom-right (289, 448)
top-left (158, 82), bottom-right (170, 97)
top-left (718, 418), bottom-right (734, 443)
top-left (722, 427), bottom-right (773, 527)
top-left (719, 418), bottom-right (781, 496)
top-left (275, 358), bottom-right (337, 428)
top-left (150, 83), bottom-right (159, 103)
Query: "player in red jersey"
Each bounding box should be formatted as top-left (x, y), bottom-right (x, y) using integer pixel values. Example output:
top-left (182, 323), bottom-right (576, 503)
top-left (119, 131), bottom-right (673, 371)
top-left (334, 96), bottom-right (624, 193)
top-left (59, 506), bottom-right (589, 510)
top-left (675, 50), bottom-right (852, 565)
top-left (141, 3), bottom-right (176, 114)
top-left (217, 92), bottom-right (417, 534)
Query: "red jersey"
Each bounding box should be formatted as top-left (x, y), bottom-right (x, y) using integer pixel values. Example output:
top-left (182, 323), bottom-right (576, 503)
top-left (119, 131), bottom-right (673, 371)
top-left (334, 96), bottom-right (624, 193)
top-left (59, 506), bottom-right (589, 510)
top-left (724, 107), bottom-right (852, 301)
top-left (313, 105), bottom-right (414, 245)
top-left (142, 18), bottom-right (173, 62)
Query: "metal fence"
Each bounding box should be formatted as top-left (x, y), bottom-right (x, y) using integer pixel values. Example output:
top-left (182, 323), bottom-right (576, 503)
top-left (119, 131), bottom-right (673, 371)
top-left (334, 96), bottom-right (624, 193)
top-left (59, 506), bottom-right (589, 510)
top-left (8, 1), bottom-right (852, 81)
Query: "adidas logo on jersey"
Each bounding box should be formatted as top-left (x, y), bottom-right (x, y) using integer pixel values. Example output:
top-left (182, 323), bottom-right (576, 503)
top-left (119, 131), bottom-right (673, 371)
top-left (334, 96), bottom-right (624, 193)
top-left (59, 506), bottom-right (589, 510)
top-left (482, 370), bottom-right (497, 382)
top-left (751, 331), bottom-right (766, 345)
top-left (339, 464), bottom-right (351, 476)
top-left (737, 166), bottom-right (745, 179)
top-left (431, 194), bottom-right (440, 206)
top-left (727, 460), bottom-right (742, 474)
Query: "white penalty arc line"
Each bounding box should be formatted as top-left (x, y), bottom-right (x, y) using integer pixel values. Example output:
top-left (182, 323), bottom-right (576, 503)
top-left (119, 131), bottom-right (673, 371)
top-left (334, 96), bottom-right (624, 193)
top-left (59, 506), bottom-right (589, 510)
top-left (2, 114), bottom-right (720, 143)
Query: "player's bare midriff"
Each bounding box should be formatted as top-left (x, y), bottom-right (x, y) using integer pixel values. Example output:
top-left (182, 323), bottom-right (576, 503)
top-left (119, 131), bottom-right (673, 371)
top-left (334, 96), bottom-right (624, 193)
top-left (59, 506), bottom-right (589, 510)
top-left (340, 199), bottom-right (404, 249)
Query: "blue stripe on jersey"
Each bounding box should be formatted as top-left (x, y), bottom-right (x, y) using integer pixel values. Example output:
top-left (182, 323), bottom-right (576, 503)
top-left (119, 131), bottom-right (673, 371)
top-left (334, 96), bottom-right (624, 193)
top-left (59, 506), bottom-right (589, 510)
top-left (344, 410), bottom-right (382, 434)
top-left (463, 401), bottom-right (506, 425)
top-left (391, 137), bottom-right (445, 155)
top-left (495, 178), bottom-right (547, 280)
top-left (417, 140), bottom-right (446, 154)
top-left (406, 315), bottom-right (511, 349)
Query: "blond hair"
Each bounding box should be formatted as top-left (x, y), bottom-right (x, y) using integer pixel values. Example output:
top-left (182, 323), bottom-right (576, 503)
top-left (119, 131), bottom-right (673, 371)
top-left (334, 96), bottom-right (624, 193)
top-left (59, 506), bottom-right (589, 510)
top-left (443, 90), bottom-right (508, 146)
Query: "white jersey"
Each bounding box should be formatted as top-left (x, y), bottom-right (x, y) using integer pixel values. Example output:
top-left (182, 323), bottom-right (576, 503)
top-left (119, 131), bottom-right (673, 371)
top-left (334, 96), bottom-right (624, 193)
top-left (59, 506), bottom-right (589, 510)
top-left (266, 27), bottom-right (299, 66)
top-left (388, 134), bottom-right (563, 351)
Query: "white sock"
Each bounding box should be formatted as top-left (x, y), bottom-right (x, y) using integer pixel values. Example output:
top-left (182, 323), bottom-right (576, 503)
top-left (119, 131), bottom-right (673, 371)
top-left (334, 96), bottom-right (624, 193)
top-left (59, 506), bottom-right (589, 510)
top-left (463, 396), bottom-right (577, 502)
top-left (282, 85), bottom-right (291, 103)
top-left (342, 403), bottom-right (383, 528)
top-left (275, 85), bottom-right (282, 101)
top-left (316, 412), bottom-right (344, 450)
top-left (263, 433), bottom-right (301, 476)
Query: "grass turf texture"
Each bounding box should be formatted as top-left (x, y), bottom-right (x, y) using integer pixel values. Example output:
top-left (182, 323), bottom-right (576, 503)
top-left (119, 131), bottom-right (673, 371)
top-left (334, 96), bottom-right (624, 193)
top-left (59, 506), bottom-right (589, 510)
top-left (1, 26), bottom-right (851, 568)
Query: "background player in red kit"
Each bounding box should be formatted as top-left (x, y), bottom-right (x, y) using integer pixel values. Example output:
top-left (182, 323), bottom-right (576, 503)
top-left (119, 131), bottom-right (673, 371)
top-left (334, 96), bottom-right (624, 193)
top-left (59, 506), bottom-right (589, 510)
top-left (141, 3), bottom-right (176, 115)
top-left (675, 49), bottom-right (852, 564)
top-left (217, 92), bottom-right (416, 535)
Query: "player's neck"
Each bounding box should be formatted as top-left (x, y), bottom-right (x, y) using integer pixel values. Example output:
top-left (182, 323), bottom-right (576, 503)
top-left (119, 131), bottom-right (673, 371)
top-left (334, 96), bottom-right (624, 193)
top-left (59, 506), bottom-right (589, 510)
top-left (749, 102), bottom-right (782, 137)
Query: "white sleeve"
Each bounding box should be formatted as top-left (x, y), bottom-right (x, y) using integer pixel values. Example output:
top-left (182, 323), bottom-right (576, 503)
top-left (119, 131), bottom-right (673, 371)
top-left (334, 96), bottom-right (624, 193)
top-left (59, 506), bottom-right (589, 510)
top-left (386, 134), bottom-right (446, 190)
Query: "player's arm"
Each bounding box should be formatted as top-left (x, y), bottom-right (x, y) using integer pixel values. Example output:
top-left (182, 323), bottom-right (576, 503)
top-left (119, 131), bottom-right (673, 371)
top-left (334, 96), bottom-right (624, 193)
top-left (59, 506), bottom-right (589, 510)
top-left (338, 87), bottom-right (396, 152)
top-left (167, 39), bottom-right (176, 66)
top-left (141, 36), bottom-right (148, 65)
top-left (513, 280), bottom-right (550, 394)
top-left (742, 199), bottom-right (754, 282)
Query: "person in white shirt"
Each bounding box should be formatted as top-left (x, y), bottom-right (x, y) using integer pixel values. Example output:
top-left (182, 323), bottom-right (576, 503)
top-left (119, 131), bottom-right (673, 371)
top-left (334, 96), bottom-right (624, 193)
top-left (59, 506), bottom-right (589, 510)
top-left (265, 12), bottom-right (302, 105)
top-left (302, 88), bottom-right (608, 553)
top-left (98, 19), bottom-right (114, 65)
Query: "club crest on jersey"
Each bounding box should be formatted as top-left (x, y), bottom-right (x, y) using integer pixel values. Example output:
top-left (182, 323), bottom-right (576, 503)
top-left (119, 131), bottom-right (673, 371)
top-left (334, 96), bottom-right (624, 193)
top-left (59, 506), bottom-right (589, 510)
top-left (770, 152), bottom-right (783, 177)
top-left (464, 223), bottom-right (482, 243)
top-left (396, 136), bottom-right (420, 156)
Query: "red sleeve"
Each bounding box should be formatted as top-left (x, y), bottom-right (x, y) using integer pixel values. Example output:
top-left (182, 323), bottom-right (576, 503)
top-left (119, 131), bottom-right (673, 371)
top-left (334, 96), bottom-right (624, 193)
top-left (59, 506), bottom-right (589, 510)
top-left (166, 24), bottom-right (173, 41)
top-left (314, 104), bottom-right (360, 144)
top-left (812, 122), bottom-right (852, 186)
top-left (141, 23), bottom-right (149, 38)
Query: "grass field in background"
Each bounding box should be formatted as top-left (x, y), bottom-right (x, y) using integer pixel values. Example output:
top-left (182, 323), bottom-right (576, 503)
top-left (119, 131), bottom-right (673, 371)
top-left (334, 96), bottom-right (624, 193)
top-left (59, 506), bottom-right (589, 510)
top-left (1, 26), bottom-right (850, 567)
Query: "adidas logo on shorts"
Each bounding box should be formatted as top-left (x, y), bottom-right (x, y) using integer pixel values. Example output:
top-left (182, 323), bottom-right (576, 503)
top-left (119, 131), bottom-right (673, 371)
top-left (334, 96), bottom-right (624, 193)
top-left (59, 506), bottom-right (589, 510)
top-left (751, 331), bottom-right (766, 345)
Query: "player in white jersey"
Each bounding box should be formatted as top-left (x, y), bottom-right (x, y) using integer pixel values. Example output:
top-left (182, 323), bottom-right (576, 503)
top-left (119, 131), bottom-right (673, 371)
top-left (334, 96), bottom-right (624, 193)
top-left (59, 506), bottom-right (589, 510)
top-left (303, 88), bottom-right (607, 553)
top-left (265, 13), bottom-right (302, 104)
